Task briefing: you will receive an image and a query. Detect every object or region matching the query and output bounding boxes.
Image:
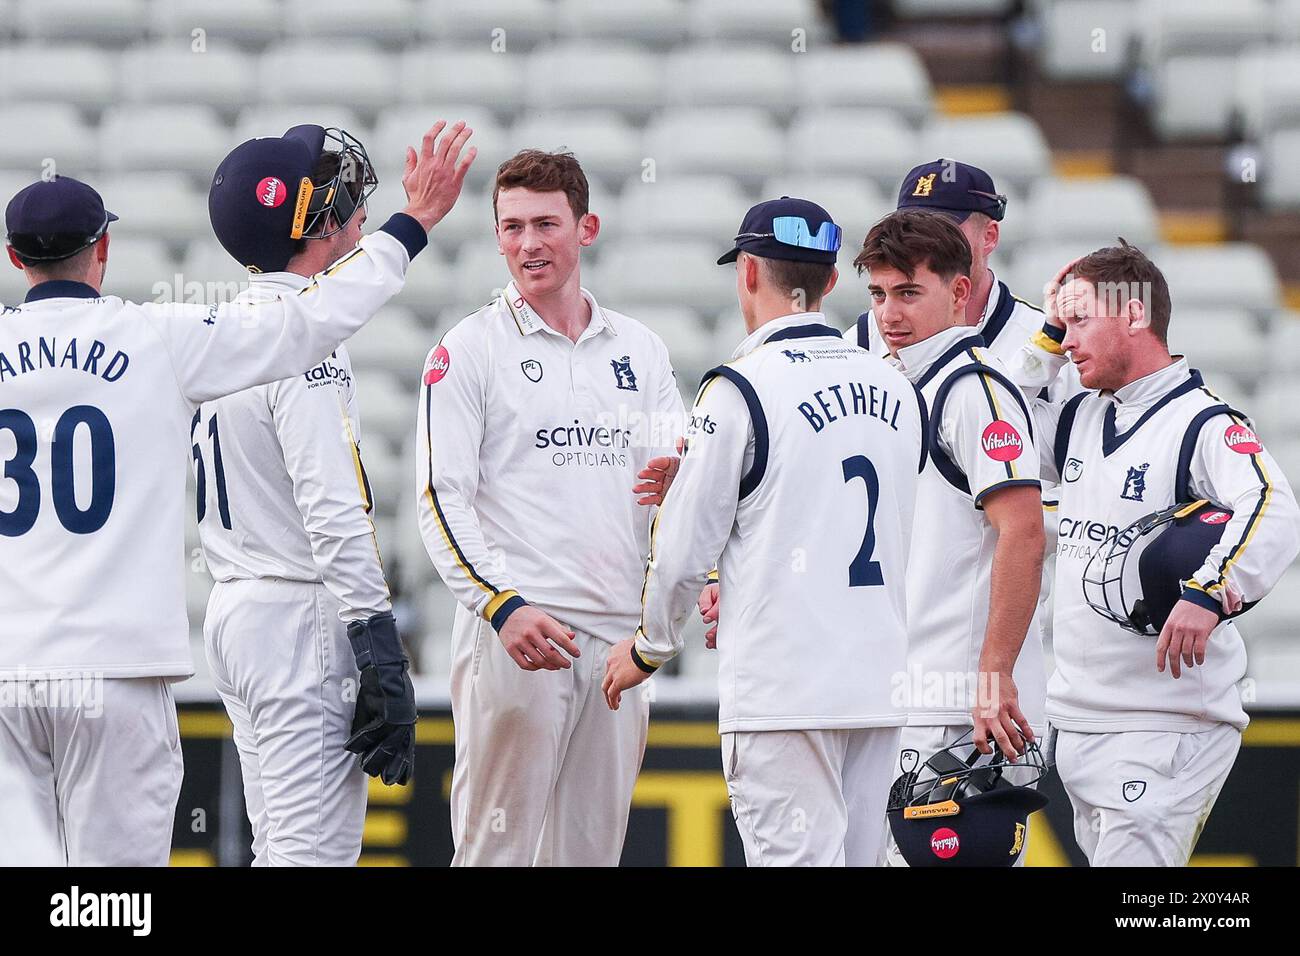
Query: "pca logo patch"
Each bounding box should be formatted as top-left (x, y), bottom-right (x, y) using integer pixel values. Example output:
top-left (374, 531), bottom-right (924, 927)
top-left (611, 355), bottom-right (638, 391)
top-left (981, 421), bottom-right (1023, 462)
top-left (1064, 457), bottom-right (1083, 482)
top-left (1121, 463), bottom-right (1149, 501)
top-left (423, 345), bottom-right (450, 385)
top-left (930, 827), bottom-right (960, 859)
top-left (521, 359), bottom-right (542, 383)
top-left (1225, 424), bottom-right (1262, 455)
top-left (256, 176), bottom-right (287, 208)
top-left (1122, 780), bottom-right (1146, 803)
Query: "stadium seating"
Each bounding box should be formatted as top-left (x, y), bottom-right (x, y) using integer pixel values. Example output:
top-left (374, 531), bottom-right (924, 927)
top-left (509, 111), bottom-right (642, 187)
top-left (618, 174), bottom-right (750, 242)
top-left (97, 173), bottom-right (209, 247)
top-left (258, 43), bottom-right (397, 114)
top-left (687, 0), bottom-right (826, 45)
top-left (795, 44), bottom-right (933, 121)
top-left (0, 104), bottom-right (97, 175)
top-left (784, 108), bottom-right (919, 187)
top-left (641, 108), bottom-right (786, 184)
top-left (16, 0), bottom-right (147, 43)
top-left (0, 44), bottom-right (116, 109)
top-left (920, 114), bottom-right (1053, 191)
top-left (347, 306), bottom-right (431, 386)
top-left (420, 0), bottom-right (556, 48)
top-left (100, 105), bottom-right (228, 178)
top-left (664, 44), bottom-right (796, 113)
top-left (150, 0), bottom-right (285, 47)
top-left (527, 42), bottom-right (666, 118)
top-left (1034, 0), bottom-right (1137, 80)
top-left (286, 0), bottom-right (414, 43)
top-left (118, 43), bottom-right (256, 113)
top-left (373, 104), bottom-right (507, 185)
top-left (559, 0), bottom-right (690, 45)
top-left (399, 46), bottom-right (530, 114)
top-left (1022, 176), bottom-right (1161, 248)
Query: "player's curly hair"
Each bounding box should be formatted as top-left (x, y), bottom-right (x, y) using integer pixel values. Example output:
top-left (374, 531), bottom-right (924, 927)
top-left (853, 209), bottom-right (972, 282)
top-left (1072, 238), bottom-right (1172, 344)
top-left (493, 149), bottom-right (590, 223)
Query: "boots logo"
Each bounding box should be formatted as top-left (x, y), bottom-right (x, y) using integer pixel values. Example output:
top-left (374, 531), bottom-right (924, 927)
top-left (1123, 780), bottom-right (1146, 802)
top-left (255, 176), bottom-right (287, 208)
top-left (1225, 424), bottom-right (1262, 455)
top-left (981, 421), bottom-right (1023, 462)
top-left (930, 827), bottom-right (960, 859)
top-left (1121, 463), bottom-right (1149, 501)
top-left (521, 359), bottom-right (542, 383)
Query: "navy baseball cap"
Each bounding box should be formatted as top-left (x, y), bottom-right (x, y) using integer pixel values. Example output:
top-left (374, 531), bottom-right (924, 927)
top-left (6, 175), bottom-right (117, 261)
top-left (896, 159), bottom-right (1007, 222)
top-left (717, 196), bottom-right (841, 266)
top-left (208, 126), bottom-right (327, 273)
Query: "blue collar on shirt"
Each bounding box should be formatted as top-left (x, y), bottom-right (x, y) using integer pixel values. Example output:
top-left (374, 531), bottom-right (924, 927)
top-left (1101, 369), bottom-right (1204, 456)
top-left (914, 333), bottom-right (987, 390)
top-left (764, 322), bottom-right (842, 345)
top-left (24, 280), bottom-right (101, 302)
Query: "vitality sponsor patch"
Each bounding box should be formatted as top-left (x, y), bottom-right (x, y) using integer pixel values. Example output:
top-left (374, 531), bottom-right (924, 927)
top-left (1224, 423), bottom-right (1262, 455)
top-left (256, 176), bottom-right (287, 208)
top-left (981, 420), bottom-right (1023, 462)
top-left (929, 827), bottom-right (960, 860)
top-left (423, 345), bottom-right (450, 385)
top-left (1200, 510), bottom-right (1232, 525)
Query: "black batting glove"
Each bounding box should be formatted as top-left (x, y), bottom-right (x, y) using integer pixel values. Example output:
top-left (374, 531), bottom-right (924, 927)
top-left (345, 612), bottom-right (417, 785)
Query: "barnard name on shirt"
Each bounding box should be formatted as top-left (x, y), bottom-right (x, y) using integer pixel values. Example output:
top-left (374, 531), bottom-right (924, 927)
top-left (797, 380), bottom-right (902, 434)
top-left (0, 336), bottom-right (129, 384)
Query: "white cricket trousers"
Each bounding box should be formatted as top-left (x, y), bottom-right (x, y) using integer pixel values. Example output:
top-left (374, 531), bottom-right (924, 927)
top-left (1054, 724), bottom-right (1241, 867)
top-left (204, 578), bottom-right (367, 866)
top-left (0, 676), bottom-right (183, 865)
top-left (721, 725), bottom-right (901, 867)
top-left (449, 606), bottom-right (649, 866)
top-left (883, 724), bottom-right (1040, 868)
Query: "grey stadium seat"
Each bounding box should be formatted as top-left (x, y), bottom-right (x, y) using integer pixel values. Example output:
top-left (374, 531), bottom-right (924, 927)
top-left (795, 44), bottom-right (933, 123)
top-left (1150, 54), bottom-right (1239, 142)
top-left (393, 242), bottom-right (456, 319)
top-left (399, 46), bottom-right (530, 115)
top-left (594, 239), bottom-right (734, 312)
top-left (527, 43), bottom-right (665, 118)
top-left (559, 0), bottom-right (690, 45)
top-left (17, 0), bottom-right (147, 42)
top-left (509, 111), bottom-right (643, 187)
top-left (258, 43), bottom-right (396, 114)
top-left (233, 106), bottom-right (369, 145)
top-left (1036, 0), bottom-right (1137, 81)
top-left (620, 304), bottom-right (717, 387)
top-left (919, 114), bottom-right (1052, 192)
top-left (101, 238), bottom-right (178, 304)
top-left (419, 0), bottom-right (556, 48)
top-left (100, 106), bottom-right (228, 178)
top-left (149, 0), bottom-right (285, 46)
top-left (664, 44), bottom-right (796, 114)
top-left (1137, 0), bottom-right (1272, 68)
top-left (618, 175), bottom-right (751, 243)
top-left (1159, 244), bottom-right (1280, 318)
top-left (641, 108), bottom-right (785, 184)
top-left (1234, 47), bottom-right (1300, 143)
top-left (352, 370), bottom-right (412, 451)
top-left (1023, 176), bottom-right (1160, 248)
top-left (97, 173), bottom-right (208, 247)
top-left (118, 43), bottom-right (255, 113)
top-left (347, 306), bottom-right (432, 386)
top-left (688, 0), bottom-right (828, 45)
top-left (0, 104), bottom-right (98, 176)
top-left (785, 108), bottom-right (919, 190)
top-left (1164, 309), bottom-right (1267, 390)
top-left (286, 0), bottom-right (413, 43)
top-left (372, 105), bottom-right (506, 186)
top-left (0, 45), bottom-right (116, 109)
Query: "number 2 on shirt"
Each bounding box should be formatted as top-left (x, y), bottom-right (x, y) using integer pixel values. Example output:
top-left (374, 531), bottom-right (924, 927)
top-left (842, 454), bottom-right (884, 587)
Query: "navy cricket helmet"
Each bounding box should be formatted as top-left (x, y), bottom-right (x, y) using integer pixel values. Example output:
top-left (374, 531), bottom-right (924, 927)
top-left (1082, 499), bottom-right (1243, 636)
top-left (887, 732), bottom-right (1048, 867)
top-left (208, 125), bottom-right (377, 273)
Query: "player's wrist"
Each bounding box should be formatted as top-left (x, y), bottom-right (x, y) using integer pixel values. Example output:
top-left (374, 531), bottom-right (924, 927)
top-left (486, 592), bottom-right (528, 632)
top-left (1178, 589), bottom-right (1225, 621)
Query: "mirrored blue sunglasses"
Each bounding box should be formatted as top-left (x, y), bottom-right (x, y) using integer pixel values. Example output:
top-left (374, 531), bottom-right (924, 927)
top-left (735, 216), bottom-right (842, 252)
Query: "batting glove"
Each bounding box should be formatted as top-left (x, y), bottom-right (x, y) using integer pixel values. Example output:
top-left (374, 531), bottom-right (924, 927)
top-left (345, 612), bottom-right (417, 786)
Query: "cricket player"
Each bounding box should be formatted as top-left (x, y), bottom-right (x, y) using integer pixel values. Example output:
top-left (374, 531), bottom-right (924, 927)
top-left (0, 121), bottom-right (473, 866)
top-left (416, 149), bottom-right (684, 866)
top-left (1011, 241), bottom-right (1300, 865)
top-left (854, 210), bottom-right (1048, 867)
top-left (196, 124), bottom-right (457, 865)
top-left (604, 197), bottom-right (926, 867)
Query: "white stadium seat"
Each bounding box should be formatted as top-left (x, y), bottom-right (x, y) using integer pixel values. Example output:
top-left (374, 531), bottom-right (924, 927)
top-left (1138, 0), bottom-right (1272, 68)
top-left (0, 104), bottom-right (97, 176)
top-left (17, 0), bottom-right (147, 42)
top-left (1005, 240), bottom-right (1110, 304)
top-left (893, 0), bottom-right (1013, 15)
top-left (619, 304), bottom-right (716, 384)
top-left (785, 108), bottom-right (919, 189)
top-left (528, 43), bottom-right (665, 118)
top-left (1234, 47), bottom-right (1300, 143)
top-left (509, 111), bottom-right (643, 187)
top-left (233, 106), bottom-right (368, 145)
top-left (795, 44), bottom-right (933, 123)
top-left (688, 0), bottom-right (828, 45)
top-left (448, 242), bottom-right (515, 310)
top-left (1037, 0), bottom-right (1137, 80)
top-left (618, 175), bottom-right (751, 242)
top-left (919, 113), bottom-right (1052, 191)
top-left (368, 177), bottom-right (494, 255)
top-left (594, 239), bottom-right (734, 312)
top-left (0, 45), bottom-right (116, 109)
top-left (1279, 0), bottom-right (1300, 41)
top-left (1023, 176), bottom-right (1160, 247)
top-left (372, 105), bottom-right (506, 185)
top-left (118, 43), bottom-right (255, 113)
top-left (664, 44), bottom-right (796, 113)
top-left (759, 174), bottom-right (892, 249)
top-left (420, 0), bottom-right (555, 47)
top-left (148, 0), bottom-right (284, 46)
top-left (1158, 244), bottom-right (1280, 317)
top-left (1151, 54), bottom-right (1239, 141)
top-left (358, 439), bottom-right (402, 517)
top-left (258, 43), bottom-right (396, 114)
top-left (100, 105), bottom-right (227, 178)
top-left (393, 242), bottom-right (457, 318)
top-left (641, 108), bottom-right (785, 183)
top-left (559, 0), bottom-right (689, 45)
top-left (179, 239), bottom-right (248, 297)
top-left (97, 173), bottom-right (208, 247)
top-left (400, 46), bottom-right (530, 114)
top-left (353, 371), bottom-right (412, 449)
top-left (1164, 309), bottom-right (1266, 387)
top-left (102, 238), bottom-right (178, 303)
top-left (285, 0), bottom-right (414, 43)
top-left (347, 306), bottom-right (432, 386)
top-left (1250, 381), bottom-right (1300, 442)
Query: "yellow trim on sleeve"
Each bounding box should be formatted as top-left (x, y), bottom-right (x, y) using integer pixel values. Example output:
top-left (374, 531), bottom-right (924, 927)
top-left (1031, 330), bottom-right (1065, 355)
top-left (1204, 434), bottom-right (1273, 595)
top-left (706, 568), bottom-right (719, 582)
top-left (1175, 499), bottom-right (1211, 520)
top-left (483, 589), bottom-right (522, 622)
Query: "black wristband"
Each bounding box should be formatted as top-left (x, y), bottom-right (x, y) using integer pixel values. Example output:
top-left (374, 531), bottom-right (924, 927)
top-left (630, 645), bottom-right (659, 674)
